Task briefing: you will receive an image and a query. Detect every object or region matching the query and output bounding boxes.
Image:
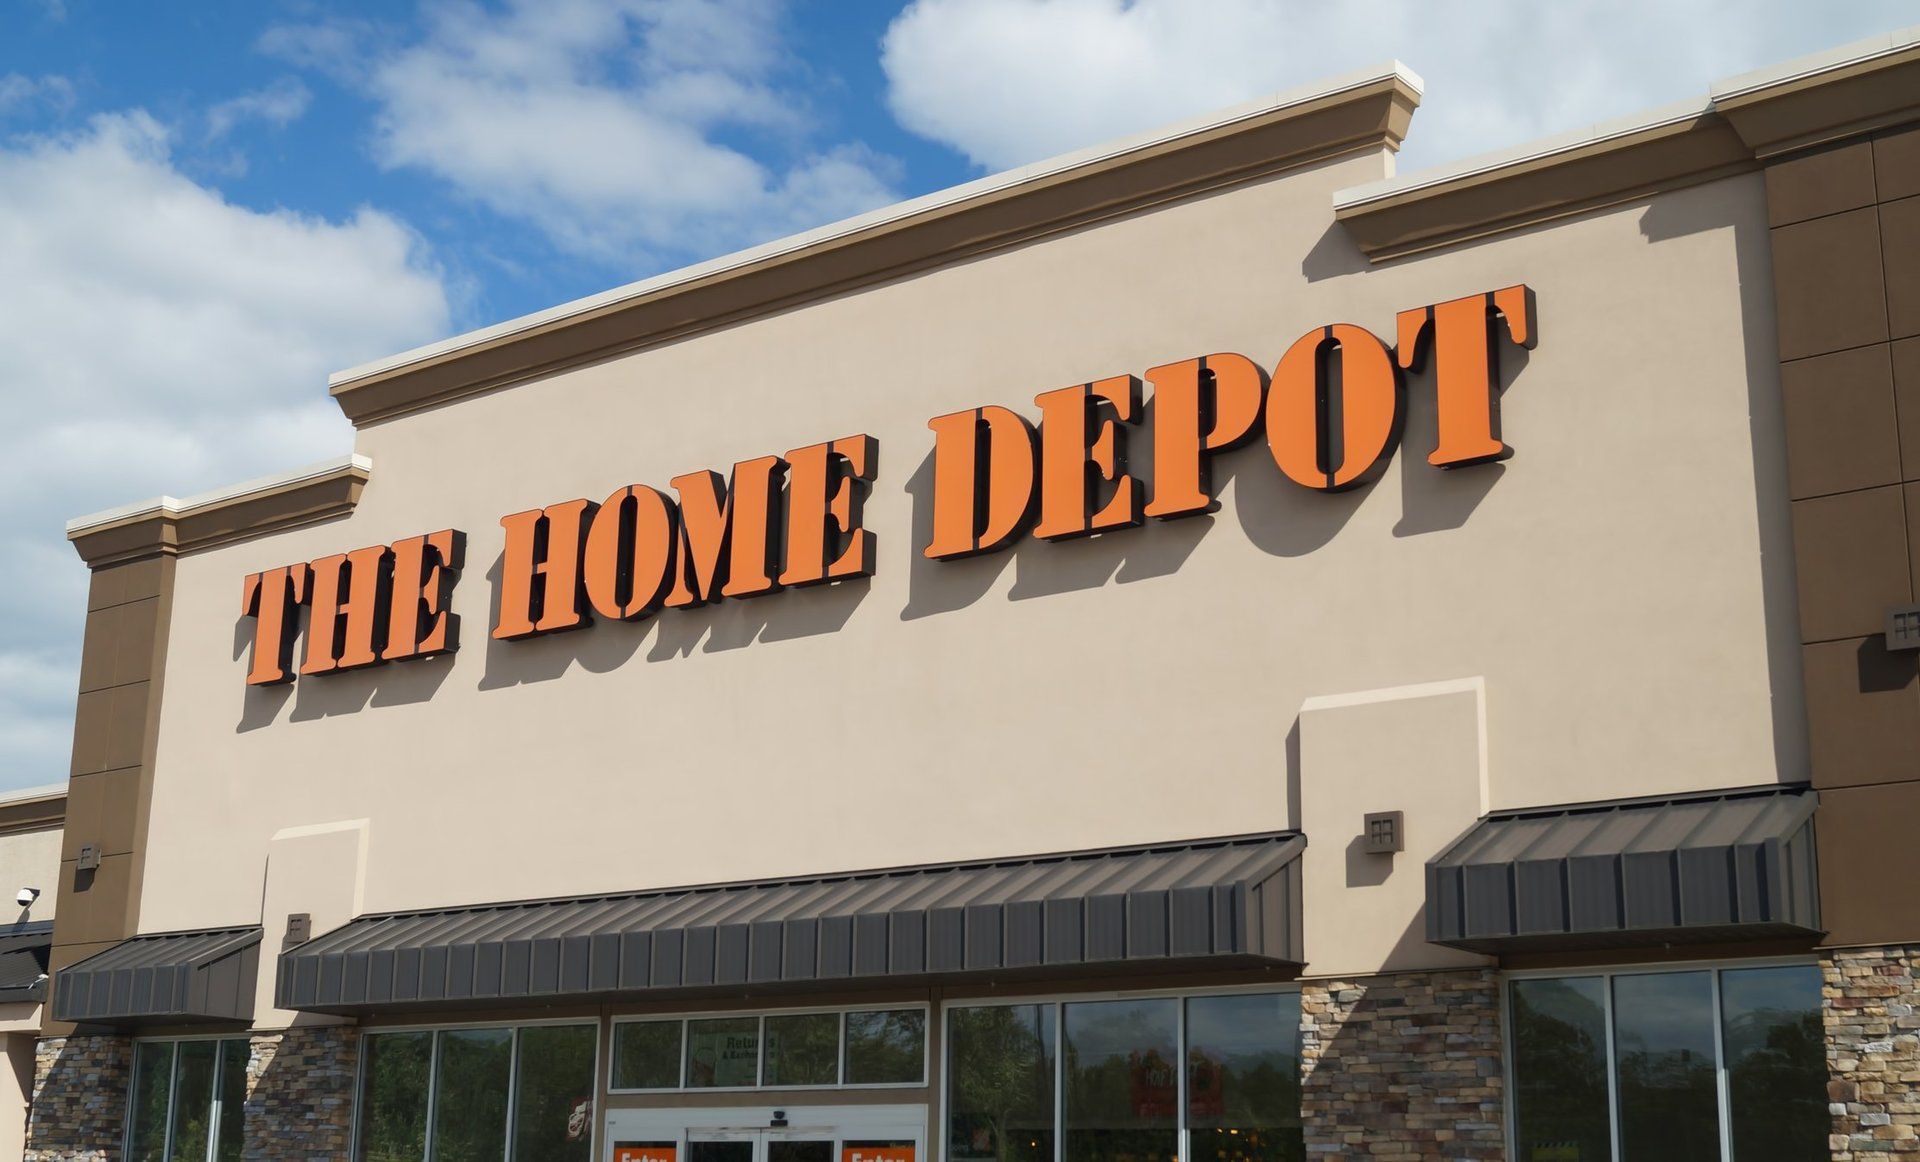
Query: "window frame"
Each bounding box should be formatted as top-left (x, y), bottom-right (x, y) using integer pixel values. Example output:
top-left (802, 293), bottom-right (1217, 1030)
top-left (1501, 955), bottom-right (1823, 1162)
top-left (123, 1033), bottom-right (252, 1162)
top-left (605, 1002), bottom-right (933, 1095)
top-left (939, 982), bottom-right (1306, 1162)
top-left (349, 1016), bottom-right (602, 1162)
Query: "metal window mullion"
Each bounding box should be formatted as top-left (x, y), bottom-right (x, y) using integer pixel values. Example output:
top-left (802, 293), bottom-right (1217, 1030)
top-left (424, 1031), bottom-right (442, 1162)
top-left (1711, 971), bottom-right (1732, 1162)
top-left (503, 1027), bottom-right (520, 1162)
top-left (1603, 976), bottom-right (1621, 1162)
top-left (205, 1040), bottom-right (224, 1162)
top-left (163, 1041), bottom-right (181, 1162)
top-left (1053, 1004), bottom-right (1064, 1162)
top-left (1175, 998), bottom-right (1188, 1162)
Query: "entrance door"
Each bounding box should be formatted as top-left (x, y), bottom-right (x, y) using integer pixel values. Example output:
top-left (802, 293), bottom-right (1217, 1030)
top-left (607, 1105), bottom-right (924, 1162)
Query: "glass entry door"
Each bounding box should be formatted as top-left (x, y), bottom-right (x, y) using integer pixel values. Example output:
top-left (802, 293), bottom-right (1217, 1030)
top-left (608, 1106), bottom-right (923, 1162)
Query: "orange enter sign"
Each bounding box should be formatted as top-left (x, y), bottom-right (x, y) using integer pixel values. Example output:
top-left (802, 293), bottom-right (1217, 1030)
top-left (616, 1147), bottom-right (678, 1162)
top-left (842, 1148), bottom-right (913, 1162)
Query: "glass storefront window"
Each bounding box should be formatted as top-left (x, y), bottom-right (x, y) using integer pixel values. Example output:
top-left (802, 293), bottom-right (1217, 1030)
top-left (1720, 965), bottom-right (1827, 1162)
top-left (611, 1021), bottom-right (683, 1090)
top-left (764, 1013), bottom-right (841, 1087)
top-left (354, 1024), bottom-right (598, 1162)
top-left (948, 1003), bottom-right (1058, 1162)
top-left (687, 1017), bottom-right (761, 1088)
top-left (1062, 998), bottom-right (1179, 1162)
top-left (512, 1024), bottom-right (597, 1162)
top-left (122, 1039), bottom-right (250, 1162)
top-left (1507, 964), bottom-right (1827, 1162)
top-left (845, 1009), bottom-right (926, 1085)
top-left (1185, 993), bottom-right (1304, 1162)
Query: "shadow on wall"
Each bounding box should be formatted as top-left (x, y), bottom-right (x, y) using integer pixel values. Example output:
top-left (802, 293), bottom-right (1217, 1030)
top-left (235, 617), bottom-right (458, 732)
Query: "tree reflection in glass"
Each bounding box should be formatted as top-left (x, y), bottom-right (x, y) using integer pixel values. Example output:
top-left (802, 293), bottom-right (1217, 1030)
top-left (167, 1040), bottom-right (217, 1162)
top-left (216, 1038), bottom-right (248, 1162)
top-left (948, 1004), bottom-right (1056, 1162)
top-left (1613, 972), bottom-right (1720, 1161)
top-left (1062, 999), bottom-right (1179, 1162)
top-left (127, 1040), bottom-right (174, 1162)
top-left (1721, 965), bottom-right (1826, 1162)
top-left (357, 1031), bottom-right (432, 1162)
top-left (430, 1028), bottom-right (511, 1161)
top-left (765, 1013), bottom-right (840, 1087)
top-left (1184, 993), bottom-right (1303, 1162)
top-left (512, 1025), bottom-right (597, 1162)
top-left (1509, 977), bottom-right (1609, 1162)
top-left (846, 1010), bottom-right (926, 1085)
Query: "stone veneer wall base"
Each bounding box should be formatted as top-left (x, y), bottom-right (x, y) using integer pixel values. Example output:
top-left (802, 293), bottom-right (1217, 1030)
top-left (27, 1034), bottom-right (132, 1161)
top-left (1300, 968), bottom-right (1506, 1159)
top-left (1828, 946), bottom-right (1920, 1158)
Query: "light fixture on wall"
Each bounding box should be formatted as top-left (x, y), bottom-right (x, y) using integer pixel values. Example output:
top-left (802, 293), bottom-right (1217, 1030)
top-left (14, 887), bottom-right (39, 908)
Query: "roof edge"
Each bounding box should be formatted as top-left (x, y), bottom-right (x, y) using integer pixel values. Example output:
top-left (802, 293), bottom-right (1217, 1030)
top-left (326, 64), bottom-right (1420, 427)
top-left (66, 454), bottom-right (371, 569)
top-left (1335, 24), bottom-right (1920, 261)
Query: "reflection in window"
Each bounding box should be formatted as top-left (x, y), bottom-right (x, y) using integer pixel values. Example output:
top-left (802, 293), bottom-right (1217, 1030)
top-left (765, 1013), bottom-right (841, 1087)
top-left (431, 1027), bottom-right (512, 1161)
top-left (357, 1032), bottom-right (432, 1162)
top-left (1185, 993), bottom-right (1304, 1162)
top-left (512, 1024), bottom-right (597, 1162)
top-left (611, 1021), bottom-right (682, 1090)
top-left (123, 1039), bottom-right (250, 1162)
top-left (846, 1010), bottom-right (926, 1085)
top-left (1721, 965), bottom-right (1827, 1162)
top-left (356, 1024), bottom-right (598, 1162)
top-left (1510, 977), bottom-right (1609, 1162)
top-left (1063, 999), bottom-right (1179, 1162)
top-left (948, 1004), bottom-right (1057, 1162)
top-left (686, 1017), bottom-right (760, 1088)
top-left (1613, 972), bottom-right (1720, 1160)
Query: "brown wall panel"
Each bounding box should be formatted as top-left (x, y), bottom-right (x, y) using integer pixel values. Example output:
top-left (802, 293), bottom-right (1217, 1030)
top-left (1882, 194), bottom-right (1920, 340)
top-left (1789, 486), bottom-right (1912, 641)
top-left (1815, 782), bottom-right (1920, 947)
top-left (1764, 139), bottom-right (1877, 226)
top-left (1877, 125), bottom-right (1920, 201)
top-left (1769, 206), bottom-right (1889, 361)
top-left (1780, 345), bottom-right (1901, 497)
top-left (1802, 637), bottom-right (1920, 788)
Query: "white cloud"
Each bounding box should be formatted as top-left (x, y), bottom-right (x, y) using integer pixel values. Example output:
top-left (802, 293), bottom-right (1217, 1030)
top-left (0, 73), bottom-right (76, 120)
top-left (267, 0), bottom-right (899, 267)
top-left (206, 77), bottom-right (313, 141)
top-left (882, 0), bottom-right (1920, 172)
top-left (0, 111), bottom-right (451, 787)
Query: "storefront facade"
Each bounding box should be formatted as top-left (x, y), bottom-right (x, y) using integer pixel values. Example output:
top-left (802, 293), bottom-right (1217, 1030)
top-left (30, 26), bottom-right (1920, 1162)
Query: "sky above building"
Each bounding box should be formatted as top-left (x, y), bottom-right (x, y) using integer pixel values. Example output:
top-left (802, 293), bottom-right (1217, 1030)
top-left (0, 0), bottom-right (1912, 790)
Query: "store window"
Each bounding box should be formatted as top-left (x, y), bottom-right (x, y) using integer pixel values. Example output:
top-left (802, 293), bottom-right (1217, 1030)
top-left (608, 1007), bottom-right (927, 1091)
top-left (354, 1023), bottom-right (597, 1162)
top-left (1508, 964), bottom-right (1826, 1162)
top-left (126, 1038), bottom-right (249, 1162)
top-left (947, 992), bottom-right (1303, 1162)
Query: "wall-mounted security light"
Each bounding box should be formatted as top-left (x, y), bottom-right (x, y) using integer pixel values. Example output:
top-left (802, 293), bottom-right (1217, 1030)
top-left (1362, 811), bottom-right (1405, 855)
top-left (14, 888), bottom-right (38, 908)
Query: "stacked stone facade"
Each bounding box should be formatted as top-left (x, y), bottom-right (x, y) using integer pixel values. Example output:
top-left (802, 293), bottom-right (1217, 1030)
top-left (1828, 946), bottom-right (1920, 1158)
top-left (23, 1025), bottom-right (357, 1160)
top-left (26, 1034), bottom-right (132, 1161)
top-left (1299, 968), bottom-right (1505, 1159)
top-left (242, 1025), bottom-right (358, 1160)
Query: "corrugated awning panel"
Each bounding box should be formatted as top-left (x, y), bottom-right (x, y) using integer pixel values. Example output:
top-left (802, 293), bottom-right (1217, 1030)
top-left (1427, 785), bottom-right (1820, 953)
top-left (279, 832), bottom-right (1305, 1014)
top-left (53, 926), bottom-right (261, 1027)
top-left (0, 922), bottom-right (52, 1002)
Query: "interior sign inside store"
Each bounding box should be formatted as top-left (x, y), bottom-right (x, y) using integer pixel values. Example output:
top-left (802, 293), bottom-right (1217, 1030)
top-left (239, 285), bottom-right (1535, 685)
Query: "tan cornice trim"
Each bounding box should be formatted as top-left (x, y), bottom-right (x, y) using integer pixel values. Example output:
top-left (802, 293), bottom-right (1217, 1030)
top-left (66, 455), bottom-right (371, 569)
top-left (0, 787), bottom-right (64, 836)
top-left (326, 65), bottom-right (1423, 427)
top-left (1334, 24), bottom-right (1920, 262)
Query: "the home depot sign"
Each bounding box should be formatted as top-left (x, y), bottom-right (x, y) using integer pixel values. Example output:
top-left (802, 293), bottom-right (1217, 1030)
top-left (239, 286), bottom-right (1534, 685)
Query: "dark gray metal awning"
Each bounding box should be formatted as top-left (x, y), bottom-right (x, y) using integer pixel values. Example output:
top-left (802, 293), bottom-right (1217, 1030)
top-left (0, 921), bottom-right (52, 1003)
top-left (280, 831), bottom-right (1305, 1015)
top-left (53, 926), bottom-right (261, 1027)
top-left (1427, 784), bottom-right (1820, 954)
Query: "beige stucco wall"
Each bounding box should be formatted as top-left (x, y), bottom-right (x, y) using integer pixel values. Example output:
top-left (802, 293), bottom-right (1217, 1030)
top-left (0, 828), bottom-right (58, 926)
top-left (131, 145), bottom-right (1801, 1002)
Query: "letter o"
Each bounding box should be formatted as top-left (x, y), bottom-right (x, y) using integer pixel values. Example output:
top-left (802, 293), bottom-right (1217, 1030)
top-left (1266, 323), bottom-right (1401, 491)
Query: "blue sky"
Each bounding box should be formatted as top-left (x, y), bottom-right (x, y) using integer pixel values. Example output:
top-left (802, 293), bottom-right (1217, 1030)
top-left (0, 0), bottom-right (1914, 789)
